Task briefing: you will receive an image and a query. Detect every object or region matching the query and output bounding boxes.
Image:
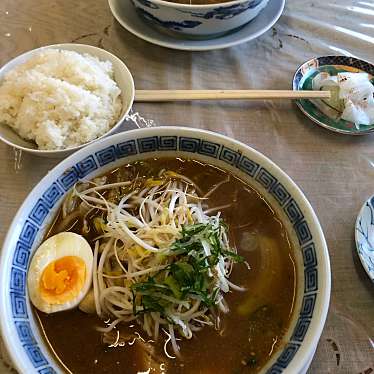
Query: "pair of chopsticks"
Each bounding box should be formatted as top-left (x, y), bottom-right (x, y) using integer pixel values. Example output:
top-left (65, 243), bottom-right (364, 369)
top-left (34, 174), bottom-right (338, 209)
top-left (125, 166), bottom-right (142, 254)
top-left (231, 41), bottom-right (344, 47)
top-left (135, 90), bottom-right (330, 102)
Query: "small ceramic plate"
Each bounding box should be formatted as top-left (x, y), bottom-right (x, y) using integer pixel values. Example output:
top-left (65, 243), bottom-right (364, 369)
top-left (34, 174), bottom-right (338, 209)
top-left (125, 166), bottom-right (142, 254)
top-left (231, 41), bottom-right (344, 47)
top-left (355, 195), bottom-right (374, 282)
top-left (293, 56), bottom-right (374, 135)
top-left (108, 0), bottom-right (285, 51)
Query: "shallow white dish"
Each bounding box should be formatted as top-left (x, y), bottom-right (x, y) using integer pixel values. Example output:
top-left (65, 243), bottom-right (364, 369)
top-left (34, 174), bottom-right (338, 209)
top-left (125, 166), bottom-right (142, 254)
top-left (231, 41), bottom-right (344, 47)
top-left (108, 0), bottom-right (285, 51)
top-left (355, 195), bottom-right (374, 282)
top-left (0, 43), bottom-right (135, 158)
top-left (0, 127), bottom-right (330, 373)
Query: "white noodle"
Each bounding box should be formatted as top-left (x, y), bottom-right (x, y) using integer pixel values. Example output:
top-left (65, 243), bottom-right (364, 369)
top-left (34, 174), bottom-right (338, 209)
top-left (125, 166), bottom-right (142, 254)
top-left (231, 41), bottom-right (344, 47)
top-left (168, 324), bottom-right (181, 358)
top-left (93, 241), bottom-right (101, 316)
top-left (68, 172), bottom-right (247, 359)
top-left (80, 181), bottom-right (132, 195)
top-left (204, 204), bottom-right (232, 215)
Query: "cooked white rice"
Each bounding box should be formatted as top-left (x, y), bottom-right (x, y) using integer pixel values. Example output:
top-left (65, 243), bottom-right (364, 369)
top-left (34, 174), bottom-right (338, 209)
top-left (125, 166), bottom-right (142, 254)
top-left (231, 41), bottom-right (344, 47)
top-left (0, 49), bottom-right (122, 150)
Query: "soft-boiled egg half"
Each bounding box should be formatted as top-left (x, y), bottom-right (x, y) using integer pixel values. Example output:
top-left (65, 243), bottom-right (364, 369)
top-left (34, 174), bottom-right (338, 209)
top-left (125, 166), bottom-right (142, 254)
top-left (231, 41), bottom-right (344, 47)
top-left (27, 232), bottom-right (93, 314)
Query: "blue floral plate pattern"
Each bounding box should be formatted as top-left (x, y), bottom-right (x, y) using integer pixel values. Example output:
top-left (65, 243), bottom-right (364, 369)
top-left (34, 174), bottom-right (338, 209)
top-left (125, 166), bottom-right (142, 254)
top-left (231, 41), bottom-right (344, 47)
top-left (355, 195), bottom-right (374, 282)
top-left (108, 0), bottom-right (285, 51)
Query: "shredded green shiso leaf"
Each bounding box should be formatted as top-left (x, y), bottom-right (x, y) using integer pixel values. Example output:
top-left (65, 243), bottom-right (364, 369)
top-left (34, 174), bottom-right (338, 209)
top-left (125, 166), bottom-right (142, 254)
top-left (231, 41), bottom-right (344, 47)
top-left (131, 221), bottom-right (244, 320)
top-left (68, 171), bottom-right (248, 358)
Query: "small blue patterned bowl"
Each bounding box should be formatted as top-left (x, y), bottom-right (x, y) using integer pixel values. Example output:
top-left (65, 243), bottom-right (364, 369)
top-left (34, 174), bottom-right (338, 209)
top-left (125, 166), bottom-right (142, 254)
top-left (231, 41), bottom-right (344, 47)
top-left (0, 127), bottom-right (330, 373)
top-left (130, 0), bottom-right (270, 38)
top-left (355, 195), bottom-right (374, 282)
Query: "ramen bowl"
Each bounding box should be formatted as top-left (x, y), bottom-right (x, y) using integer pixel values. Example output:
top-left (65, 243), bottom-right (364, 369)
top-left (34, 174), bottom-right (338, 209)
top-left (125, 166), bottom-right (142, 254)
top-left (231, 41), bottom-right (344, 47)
top-left (0, 127), bottom-right (330, 373)
top-left (130, 0), bottom-right (270, 38)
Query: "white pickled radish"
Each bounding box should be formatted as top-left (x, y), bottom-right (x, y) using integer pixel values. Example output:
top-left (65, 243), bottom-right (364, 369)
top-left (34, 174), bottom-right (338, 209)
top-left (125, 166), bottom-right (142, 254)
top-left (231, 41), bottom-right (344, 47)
top-left (337, 72), bottom-right (374, 102)
top-left (312, 71), bottom-right (374, 127)
top-left (366, 105), bottom-right (374, 123)
top-left (312, 72), bottom-right (338, 90)
top-left (341, 100), bottom-right (370, 127)
top-left (337, 72), bottom-right (371, 90)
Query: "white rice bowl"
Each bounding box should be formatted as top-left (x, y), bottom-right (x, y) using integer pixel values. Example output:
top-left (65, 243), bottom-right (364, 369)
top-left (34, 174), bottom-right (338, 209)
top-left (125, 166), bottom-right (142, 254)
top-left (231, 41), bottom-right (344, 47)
top-left (0, 49), bottom-right (122, 150)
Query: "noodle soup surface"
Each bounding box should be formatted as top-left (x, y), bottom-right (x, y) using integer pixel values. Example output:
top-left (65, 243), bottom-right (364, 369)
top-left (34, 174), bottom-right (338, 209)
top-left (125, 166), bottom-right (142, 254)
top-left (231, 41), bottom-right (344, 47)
top-left (35, 158), bottom-right (296, 374)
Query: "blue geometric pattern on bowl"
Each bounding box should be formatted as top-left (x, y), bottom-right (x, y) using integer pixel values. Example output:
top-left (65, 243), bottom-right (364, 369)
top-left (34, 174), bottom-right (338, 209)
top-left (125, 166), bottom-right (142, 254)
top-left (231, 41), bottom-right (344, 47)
top-left (10, 135), bottom-right (318, 373)
top-left (355, 195), bottom-right (374, 282)
top-left (134, 5), bottom-right (202, 30)
top-left (179, 0), bottom-right (263, 20)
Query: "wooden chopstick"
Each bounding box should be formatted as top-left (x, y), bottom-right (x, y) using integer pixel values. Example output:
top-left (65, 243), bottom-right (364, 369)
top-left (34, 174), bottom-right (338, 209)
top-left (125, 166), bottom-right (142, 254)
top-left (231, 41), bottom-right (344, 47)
top-left (135, 90), bottom-right (331, 102)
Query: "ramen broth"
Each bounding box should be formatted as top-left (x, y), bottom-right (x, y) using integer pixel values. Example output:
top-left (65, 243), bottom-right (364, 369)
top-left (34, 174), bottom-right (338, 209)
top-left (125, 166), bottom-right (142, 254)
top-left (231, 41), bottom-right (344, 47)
top-left (35, 158), bottom-right (296, 374)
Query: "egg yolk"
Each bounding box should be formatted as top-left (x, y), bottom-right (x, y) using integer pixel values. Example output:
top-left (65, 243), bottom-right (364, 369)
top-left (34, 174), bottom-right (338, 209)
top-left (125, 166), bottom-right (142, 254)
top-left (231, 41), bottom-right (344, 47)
top-left (40, 256), bottom-right (86, 304)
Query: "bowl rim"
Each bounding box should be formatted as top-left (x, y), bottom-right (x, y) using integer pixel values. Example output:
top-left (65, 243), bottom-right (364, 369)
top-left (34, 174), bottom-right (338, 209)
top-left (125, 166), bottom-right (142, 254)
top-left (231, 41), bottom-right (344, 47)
top-left (0, 126), bottom-right (331, 374)
top-left (0, 43), bottom-right (135, 155)
top-left (133, 0), bottom-right (267, 11)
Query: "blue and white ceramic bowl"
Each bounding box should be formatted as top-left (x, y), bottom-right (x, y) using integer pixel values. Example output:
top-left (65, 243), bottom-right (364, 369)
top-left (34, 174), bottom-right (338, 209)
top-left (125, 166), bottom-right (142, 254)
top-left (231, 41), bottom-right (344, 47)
top-left (355, 195), bottom-right (374, 282)
top-left (130, 0), bottom-right (270, 38)
top-left (0, 127), bottom-right (330, 373)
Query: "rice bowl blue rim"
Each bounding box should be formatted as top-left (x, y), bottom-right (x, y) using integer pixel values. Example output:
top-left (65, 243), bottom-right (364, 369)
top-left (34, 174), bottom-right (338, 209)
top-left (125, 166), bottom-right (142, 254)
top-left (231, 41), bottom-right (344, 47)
top-left (130, 0), bottom-right (266, 10)
top-left (0, 126), bottom-right (331, 374)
